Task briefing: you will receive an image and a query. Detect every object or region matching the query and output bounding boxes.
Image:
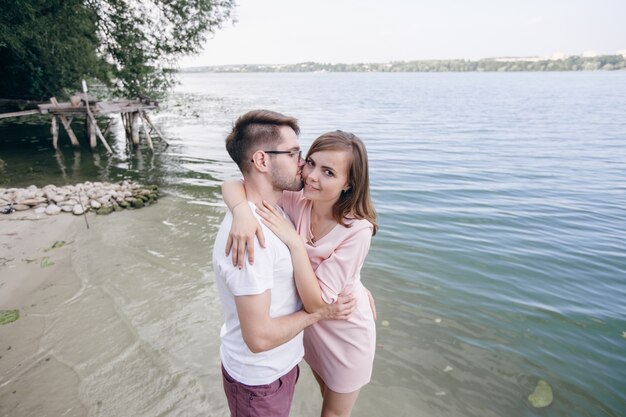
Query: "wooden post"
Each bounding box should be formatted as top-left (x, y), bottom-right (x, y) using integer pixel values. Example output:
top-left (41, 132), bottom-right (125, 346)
top-left (131, 111), bottom-right (140, 145)
top-left (87, 116), bottom-right (97, 149)
top-left (51, 116), bottom-right (59, 150)
top-left (140, 118), bottom-right (154, 151)
top-left (102, 118), bottom-right (114, 137)
top-left (50, 97), bottom-right (80, 147)
top-left (82, 94), bottom-right (113, 154)
top-left (141, 111), bottom-right (169, 147)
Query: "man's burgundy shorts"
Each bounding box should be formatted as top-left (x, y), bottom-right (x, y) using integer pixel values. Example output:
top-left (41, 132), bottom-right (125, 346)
top-left (221, 364), bottom-right (300, 417)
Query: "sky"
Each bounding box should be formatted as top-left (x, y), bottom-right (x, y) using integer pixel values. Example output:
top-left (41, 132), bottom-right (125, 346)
top-left (180, 0), bottom-right (626, 67)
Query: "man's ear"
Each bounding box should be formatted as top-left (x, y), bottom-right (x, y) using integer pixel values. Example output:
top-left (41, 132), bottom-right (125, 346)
top-left (250, 150), bottom-right (270, 172)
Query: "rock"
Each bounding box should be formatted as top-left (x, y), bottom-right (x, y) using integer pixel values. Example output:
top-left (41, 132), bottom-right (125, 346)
top-left (52, 194), bottom-right (67, 204)
top-left (61, 205), bottom-right (74, 213)
top-left (131, 198), bottom-right (144, 208)
top-left (18, 197), bottom-right (47, 206)
top-left (98, 196), bottom-right (111, 205)
top-left (90, 200), bottom-right (102, 209)
top-left (13, 204), bottom-right (30, 211)
top-left (45, 204), bottom-right (61, 215)
top-left (35, 207), bottom-right (46, 214)
top-left (73, 204), bottom-right (85, 215)
top-left (96, 206), bottom-right (113, 215)
top-left (119, 200), bottom-right (130, 208)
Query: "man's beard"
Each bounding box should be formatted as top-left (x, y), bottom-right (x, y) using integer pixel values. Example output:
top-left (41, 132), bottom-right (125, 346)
top-left (271, 171), bottom-right (304, 192)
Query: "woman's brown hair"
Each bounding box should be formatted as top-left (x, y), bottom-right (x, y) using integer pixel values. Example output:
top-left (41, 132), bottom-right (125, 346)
top-left (307, 131), bottom-right (378, 235)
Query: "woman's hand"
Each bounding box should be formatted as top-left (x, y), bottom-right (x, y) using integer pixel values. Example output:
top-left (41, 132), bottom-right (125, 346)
top-left (317, 293), bottom-right (356, 321)
top-left (256, 200), bottom-right (301, 248)
top-left (226, 203), bottom-right (266, 269)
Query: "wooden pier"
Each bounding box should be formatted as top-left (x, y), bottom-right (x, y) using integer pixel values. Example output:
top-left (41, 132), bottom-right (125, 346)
top-left (0, 94), bottom-right (168, 153)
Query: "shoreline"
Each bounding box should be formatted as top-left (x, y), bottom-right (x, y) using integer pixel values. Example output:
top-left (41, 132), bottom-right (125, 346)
top-left (0, 211), bottom-right (87, 416)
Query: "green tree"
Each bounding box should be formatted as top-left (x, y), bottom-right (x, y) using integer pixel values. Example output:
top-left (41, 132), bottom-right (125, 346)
top-left (0, 0), bottom-right (109, 100)
top-left (0, 0), bottom-right (235, 100)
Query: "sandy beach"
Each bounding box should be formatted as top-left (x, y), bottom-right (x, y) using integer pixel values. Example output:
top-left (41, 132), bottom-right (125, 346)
top-left (0, 199), bottom-right (332, 417)
top-left (0, 211), bottom-right (86, 416)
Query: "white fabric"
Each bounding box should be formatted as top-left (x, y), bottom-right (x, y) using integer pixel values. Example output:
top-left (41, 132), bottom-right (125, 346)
top-left (213, 202), bottom-right (304, 385)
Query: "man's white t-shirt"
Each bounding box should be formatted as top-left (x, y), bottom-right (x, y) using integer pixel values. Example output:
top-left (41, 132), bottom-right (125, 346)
top-left (213, 202), bottom-right (304, 385)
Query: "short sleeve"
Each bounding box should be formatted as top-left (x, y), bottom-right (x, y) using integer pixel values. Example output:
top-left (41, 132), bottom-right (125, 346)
top-left (314, 223), bottom-right (373, 304)
top-left (219, 237), bottom-right (274, 296)
top-left (279, 190), bottom-right (304, 222)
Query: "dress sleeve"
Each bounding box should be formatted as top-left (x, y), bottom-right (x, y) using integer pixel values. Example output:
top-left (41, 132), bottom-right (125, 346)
top-left (314, 223), bottom-right (373, 304)
top-left (279, 190), bottom-right (304, 221)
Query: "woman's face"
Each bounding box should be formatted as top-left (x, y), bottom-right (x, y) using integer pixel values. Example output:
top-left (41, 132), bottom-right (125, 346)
top-left (302, 150), bottom-right (351, 204)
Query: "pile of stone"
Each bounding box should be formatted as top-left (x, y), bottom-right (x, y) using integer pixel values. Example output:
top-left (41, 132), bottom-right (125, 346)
top-left (0, 181), bottom-right (159, 216)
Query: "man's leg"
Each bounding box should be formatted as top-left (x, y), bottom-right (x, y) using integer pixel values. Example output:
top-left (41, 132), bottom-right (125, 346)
top-left (222, 364), bottom-right (300, 417)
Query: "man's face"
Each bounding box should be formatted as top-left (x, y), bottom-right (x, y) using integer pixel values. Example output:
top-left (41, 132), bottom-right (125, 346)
top-left (269, 126), bottom-right (305, 192)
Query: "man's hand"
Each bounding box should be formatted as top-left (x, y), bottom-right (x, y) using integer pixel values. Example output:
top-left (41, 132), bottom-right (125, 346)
top-left (318, 293), bottom-right (356, 320)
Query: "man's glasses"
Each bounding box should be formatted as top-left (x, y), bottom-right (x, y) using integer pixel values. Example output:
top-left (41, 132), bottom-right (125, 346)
top-left (263, 150), bottom-right (302, 160)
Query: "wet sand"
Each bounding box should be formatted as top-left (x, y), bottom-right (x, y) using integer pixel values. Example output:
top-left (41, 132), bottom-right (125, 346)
top-left (0, 202), bottom-right (341, 417)
top-left (0, 211), bottom-right (86, 416)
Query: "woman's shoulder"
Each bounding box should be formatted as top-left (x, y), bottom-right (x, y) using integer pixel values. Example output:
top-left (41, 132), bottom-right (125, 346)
top-left (281, 189), bottom-right (305, 205)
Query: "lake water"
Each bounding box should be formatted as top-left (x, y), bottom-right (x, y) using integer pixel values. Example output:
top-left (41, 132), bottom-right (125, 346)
top-left (1, 72), bottom-right (625, 417)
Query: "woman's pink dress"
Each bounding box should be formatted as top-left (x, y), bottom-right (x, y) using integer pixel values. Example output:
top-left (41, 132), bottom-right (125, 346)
top-left (281, 190), bottom-right (376, 393)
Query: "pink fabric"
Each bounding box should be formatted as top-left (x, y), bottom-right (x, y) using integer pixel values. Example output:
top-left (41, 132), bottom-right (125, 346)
top-left (281, 190), bottom-right (376, 393)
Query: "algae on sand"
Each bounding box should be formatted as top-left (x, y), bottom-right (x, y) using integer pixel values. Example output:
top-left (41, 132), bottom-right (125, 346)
top-left (528, 379), bottom-right (553, 408)
top-left (0, 309), bottom-right (19, 325)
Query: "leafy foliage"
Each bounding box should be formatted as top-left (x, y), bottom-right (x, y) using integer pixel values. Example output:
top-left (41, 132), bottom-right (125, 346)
top-left (0, 0), bottom-right (109, 100)
top-left (0, 0), bottom-right (235, 100)
top-left (187, 55), bottom-right (626, 73)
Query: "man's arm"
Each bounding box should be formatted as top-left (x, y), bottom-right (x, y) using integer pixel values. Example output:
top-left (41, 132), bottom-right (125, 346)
top-left (235, 290), bottom-right (355, 353)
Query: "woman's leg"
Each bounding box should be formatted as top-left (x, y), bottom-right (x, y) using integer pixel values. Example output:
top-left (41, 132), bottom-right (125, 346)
top-left (310, 368), bottom-right (326, 397)
top-left (320, 388), bottom-right (361, 417)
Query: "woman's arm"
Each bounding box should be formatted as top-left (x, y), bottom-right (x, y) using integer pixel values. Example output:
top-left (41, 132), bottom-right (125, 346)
top-left (256, 201), bottom-right (328, 314)
top-left (221, 179), bottom-right (265, 268)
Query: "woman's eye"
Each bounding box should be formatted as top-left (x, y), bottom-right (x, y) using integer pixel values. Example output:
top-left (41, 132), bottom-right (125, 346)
top-left (324, 170), bottom-right (334, 177)
top-left (306, 159), bottom-right (313, 166)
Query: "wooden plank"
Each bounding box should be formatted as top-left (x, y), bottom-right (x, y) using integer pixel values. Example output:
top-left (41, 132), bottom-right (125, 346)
top-left (0, 109), bottom-right (41, 119)
top-left (50, 97), bottom-right (80, 147)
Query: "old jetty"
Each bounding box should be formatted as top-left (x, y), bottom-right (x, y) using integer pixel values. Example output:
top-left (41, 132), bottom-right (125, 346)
top-left (0, 94), bottom-right (168, 153)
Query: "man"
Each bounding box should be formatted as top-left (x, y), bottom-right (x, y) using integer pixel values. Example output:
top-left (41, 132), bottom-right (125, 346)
top-left (212, 110), bottom-right (355, 417)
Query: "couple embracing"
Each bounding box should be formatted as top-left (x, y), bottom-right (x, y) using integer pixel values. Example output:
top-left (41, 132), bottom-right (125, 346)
top-left (213, 110), bottom-right (377, 417)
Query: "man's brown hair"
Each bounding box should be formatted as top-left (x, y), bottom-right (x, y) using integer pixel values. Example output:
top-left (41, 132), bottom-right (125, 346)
top-left (225, 110), bottom-right (300, 172)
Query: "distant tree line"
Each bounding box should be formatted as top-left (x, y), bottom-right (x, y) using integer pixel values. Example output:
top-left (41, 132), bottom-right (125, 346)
top-left (185, 55), bottom-right (626, 73)
top-left (0, 0), bottom-right (235, 101)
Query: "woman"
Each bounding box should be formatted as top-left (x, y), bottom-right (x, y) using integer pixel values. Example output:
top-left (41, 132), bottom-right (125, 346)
top-left (222, 130), bottom-right (377, 417)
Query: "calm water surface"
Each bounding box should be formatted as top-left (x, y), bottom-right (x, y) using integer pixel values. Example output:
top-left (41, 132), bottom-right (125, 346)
top-left (1, 72), bottom-right (625, 417)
